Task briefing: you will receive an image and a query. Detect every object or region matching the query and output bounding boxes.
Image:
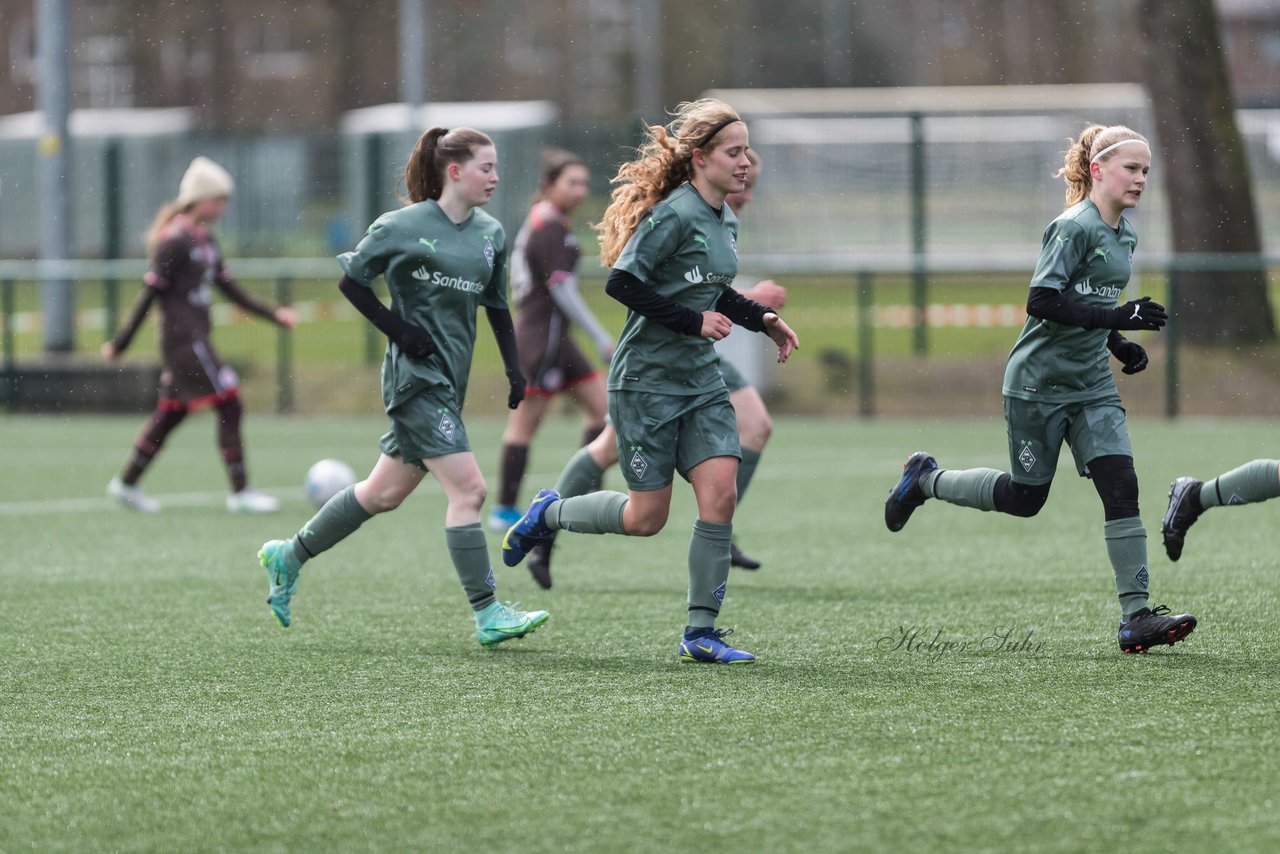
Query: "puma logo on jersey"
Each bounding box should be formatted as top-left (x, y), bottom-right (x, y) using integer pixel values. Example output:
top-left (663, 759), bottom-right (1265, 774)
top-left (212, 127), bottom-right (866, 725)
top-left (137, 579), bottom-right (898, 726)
top-left (1093, 247), bottom-right (1111, 261)
top-left (692, 234), bottom-right (709, 248)
top-left (418, 238), bottom-right (438, 253)
top-left (684, 265), bottom-right (705, 284)
top-left (646, 216), bottom-right (661, 230)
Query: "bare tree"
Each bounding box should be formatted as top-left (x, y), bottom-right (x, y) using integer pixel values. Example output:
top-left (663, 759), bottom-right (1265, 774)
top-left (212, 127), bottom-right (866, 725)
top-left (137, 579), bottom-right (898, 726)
top-left (1139, 0), bottom-right (1274, 343)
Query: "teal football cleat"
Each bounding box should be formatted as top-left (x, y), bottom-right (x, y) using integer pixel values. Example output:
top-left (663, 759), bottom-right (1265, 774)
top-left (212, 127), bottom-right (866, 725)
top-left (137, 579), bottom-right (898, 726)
top-left (501, 488), bottom-right (559, 567)
top-left (475, 601), bottom-right (550, 647)
top-left (487, 504), bottom-right (523, 532)
top-left (678, 627), bottom-right (756, 664)
top-left (259, 539), bottom-right (301, 628)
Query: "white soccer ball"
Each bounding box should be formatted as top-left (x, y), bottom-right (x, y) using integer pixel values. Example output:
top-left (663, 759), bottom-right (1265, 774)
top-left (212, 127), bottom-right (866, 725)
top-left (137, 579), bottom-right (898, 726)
top-left (304, 458), bottom-right (357, 508)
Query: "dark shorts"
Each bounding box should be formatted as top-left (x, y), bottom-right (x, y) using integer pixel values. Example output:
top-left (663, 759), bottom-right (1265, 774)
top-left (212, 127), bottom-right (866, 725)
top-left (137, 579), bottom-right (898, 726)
top-left (160, 338), bottom-right (239, 408)
top-left (609, 387), bottom-right (741, 491)
top-left (379, 387), bottom-right (471, 469)
top-left (1004, 395), bottom-right (1132, 485)
top-left (516, 313), bottom-right (600, 396)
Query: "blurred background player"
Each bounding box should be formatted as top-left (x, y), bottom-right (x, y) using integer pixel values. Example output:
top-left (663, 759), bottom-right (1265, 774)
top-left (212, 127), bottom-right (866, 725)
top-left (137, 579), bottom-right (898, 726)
top-left (102, 155), bottom-right (297, 514)
top-left (883, 124), bottom-right (1197, 654)
top-left (1162, 459), bottom-right (1280, 561)
top-left (502, 99), bottom-right (799, 664)
top-left (489, 149), bottom-right (614, 532)
top-left (256, 127), bottom-right (548, 646)
top-left (522, 148), bottom-right (785, 589)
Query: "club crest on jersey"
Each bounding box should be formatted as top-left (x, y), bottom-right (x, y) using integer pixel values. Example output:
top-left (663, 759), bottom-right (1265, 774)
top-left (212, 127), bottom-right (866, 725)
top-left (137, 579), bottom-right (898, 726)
top-left (712, 581), bottom-right (727, 606)
top-left (438, 410), bottom-right (457, 443)
top-left (728, 230), bottom-right (738, 257)
top-left (628, 447), bottom-right (649, 479)
top-left (483, 235), bottom-right (495, 270)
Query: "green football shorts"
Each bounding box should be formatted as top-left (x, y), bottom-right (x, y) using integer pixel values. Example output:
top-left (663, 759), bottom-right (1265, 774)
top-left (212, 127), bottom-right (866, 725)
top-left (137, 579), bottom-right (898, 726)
top-left (609, 387), bottom-right (741, 491)
top-left (1003, 395), bottom-right (1132, 485)
top-left (379, 387), bottom-right (470, 469)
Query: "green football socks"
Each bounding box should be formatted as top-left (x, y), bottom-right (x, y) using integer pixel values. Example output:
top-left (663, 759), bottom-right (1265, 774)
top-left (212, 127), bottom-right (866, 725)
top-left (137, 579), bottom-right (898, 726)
top-left (922, 467), bottom-right (1001, 512)
top-left (687, 519), bottom-right (732, 629)
top-left (545, 490), bottom-right (629, 534)
top-left (554, 446), bottom-right (607, 499)
top-left (1201, 459), bottom-right (1280, 509)
top-left (1105, 516), bottom-right (1150, 619)
top-left (736, 447), bottom-right (763, 504)
top-left (445, 523), bottom-right (497, 612)
top-left (293, 484), bottom-right (372, 568)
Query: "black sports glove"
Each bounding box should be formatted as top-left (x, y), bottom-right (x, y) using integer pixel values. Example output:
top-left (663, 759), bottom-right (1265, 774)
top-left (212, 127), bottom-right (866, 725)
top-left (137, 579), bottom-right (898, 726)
top-left (505, 369), bottom-right (526, 410)
top-left (1108, 334), bottom-right (1148, 375)
top-left (391, 320), bottom-right (436, 361)
top-left (1111, 296), bottom-right (1167, 331)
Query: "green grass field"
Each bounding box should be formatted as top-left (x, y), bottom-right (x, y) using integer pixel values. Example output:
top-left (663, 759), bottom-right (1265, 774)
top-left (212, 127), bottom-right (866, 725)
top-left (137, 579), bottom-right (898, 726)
top-left (3, 413), bottom-right (1279, 852)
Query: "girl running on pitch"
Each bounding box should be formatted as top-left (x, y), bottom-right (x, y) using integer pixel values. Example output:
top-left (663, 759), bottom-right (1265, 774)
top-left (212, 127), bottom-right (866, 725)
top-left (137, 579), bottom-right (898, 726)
top-left (257, 127), bottom-right (549, 647)
top-left (522, 148), bottom-right (785, 590)
top-left (489, 149), bottom-right (613, 532)
top-left (884, 124), bottom-right (1196, 654)
top-left (502, 99), bottom-right (799, 664)
top-left (103, 156), bottom-right (296, 514)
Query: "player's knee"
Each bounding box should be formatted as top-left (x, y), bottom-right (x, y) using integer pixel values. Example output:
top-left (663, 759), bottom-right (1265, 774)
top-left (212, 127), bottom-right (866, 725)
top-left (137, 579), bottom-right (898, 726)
top-left (995, 475), bottom-right (1050, 517)
top-left (740, 412), bottom-right (773, 449)
top-left (1089, 455), bottom-right (1139, 520)
top-left (625, 503), bottom-right (668, 537)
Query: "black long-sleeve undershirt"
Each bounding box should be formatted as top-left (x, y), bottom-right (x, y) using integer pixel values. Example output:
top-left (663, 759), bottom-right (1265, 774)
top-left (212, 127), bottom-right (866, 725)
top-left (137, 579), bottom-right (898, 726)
top-left (1026, 286), bottom-right (1117, 330)
top-left (605, 269), bottom-right (703, 335)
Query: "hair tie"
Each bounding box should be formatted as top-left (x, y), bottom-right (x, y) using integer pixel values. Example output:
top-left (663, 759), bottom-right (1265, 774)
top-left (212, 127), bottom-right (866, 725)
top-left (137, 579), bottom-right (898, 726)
top-left (1090, 138), bottom-right (1149, 164)
top-left (697, 117), bottom-right (741, 150)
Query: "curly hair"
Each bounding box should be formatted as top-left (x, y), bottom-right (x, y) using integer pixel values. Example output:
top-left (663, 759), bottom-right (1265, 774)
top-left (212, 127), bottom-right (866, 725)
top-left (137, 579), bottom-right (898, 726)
top-left (594, 99), bottom-right (743, 266)
top-left (1055, 124), bottom-right (1150, 208)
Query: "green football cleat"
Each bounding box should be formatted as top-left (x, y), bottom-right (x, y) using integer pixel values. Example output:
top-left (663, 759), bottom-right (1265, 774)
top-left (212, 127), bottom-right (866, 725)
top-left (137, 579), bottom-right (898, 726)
top-left (474, 600), bottom-right (550, 647)
top-left (259, 539), bottom-right (301, 628)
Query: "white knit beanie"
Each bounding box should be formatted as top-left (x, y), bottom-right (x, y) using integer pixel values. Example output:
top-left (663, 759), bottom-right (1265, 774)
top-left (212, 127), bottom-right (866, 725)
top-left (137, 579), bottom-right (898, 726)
top-left (177, 156), bottom-right (235, 206)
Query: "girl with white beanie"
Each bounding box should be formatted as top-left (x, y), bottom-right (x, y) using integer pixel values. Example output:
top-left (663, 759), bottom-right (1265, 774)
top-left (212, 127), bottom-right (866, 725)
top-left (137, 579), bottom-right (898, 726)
top-left (102, 155), bottom-right (298, 513)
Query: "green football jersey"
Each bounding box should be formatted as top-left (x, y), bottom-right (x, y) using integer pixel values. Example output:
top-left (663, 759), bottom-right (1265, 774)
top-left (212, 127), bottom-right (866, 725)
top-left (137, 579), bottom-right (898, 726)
top-left (1003, 199), bottom-right (1138, 403)
top-left (608, 183), bottom-right (740, 395)
top-left (338, 199), bottom-right (508, 410)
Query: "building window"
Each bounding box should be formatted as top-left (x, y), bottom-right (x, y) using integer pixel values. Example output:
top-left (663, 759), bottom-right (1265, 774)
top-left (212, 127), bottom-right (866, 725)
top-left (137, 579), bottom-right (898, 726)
top-left (238, 21), bottom-right (308, 79)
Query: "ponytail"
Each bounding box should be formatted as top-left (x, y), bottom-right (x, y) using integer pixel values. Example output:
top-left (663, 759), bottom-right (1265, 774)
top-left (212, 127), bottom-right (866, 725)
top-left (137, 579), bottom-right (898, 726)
top-left (144, 200), bottom-right (188, 256)
top-left (400, 126), bottom-right (494, 205)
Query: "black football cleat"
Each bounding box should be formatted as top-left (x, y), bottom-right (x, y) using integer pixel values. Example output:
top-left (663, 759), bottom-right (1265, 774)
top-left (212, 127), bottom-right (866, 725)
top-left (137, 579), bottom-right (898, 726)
top-left (1161, 477), bottom-right (1203, 562)
top-left (1118, 605), bottom-right (1197, 654)
top-left (526, 536), bottom-right (554, 590)
top-left (729, 540), bottom-right (761, 571)
top-left (885, 451), bottom-right (937, 532)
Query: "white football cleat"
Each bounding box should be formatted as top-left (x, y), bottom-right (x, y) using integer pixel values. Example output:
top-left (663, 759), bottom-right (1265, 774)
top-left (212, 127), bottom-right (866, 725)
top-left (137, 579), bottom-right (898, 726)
top-left (226, 488), bottom-right (280, 514)
top-left (107, 476), bottom-right (161, 513)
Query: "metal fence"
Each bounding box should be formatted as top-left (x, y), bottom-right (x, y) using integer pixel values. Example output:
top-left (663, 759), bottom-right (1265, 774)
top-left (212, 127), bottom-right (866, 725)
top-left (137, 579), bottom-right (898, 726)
top-left (4, 254), bottom-right (1279, 419)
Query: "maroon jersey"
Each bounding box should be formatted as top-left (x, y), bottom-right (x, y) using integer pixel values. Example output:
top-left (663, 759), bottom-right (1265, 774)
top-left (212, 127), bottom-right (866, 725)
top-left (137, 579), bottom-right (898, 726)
top-left (112, 215), bottom-right (276, 406)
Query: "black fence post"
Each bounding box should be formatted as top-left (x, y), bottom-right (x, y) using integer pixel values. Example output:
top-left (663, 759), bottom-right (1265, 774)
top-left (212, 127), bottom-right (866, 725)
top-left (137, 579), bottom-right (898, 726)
top-left (909, 111), bottom-right (928, 356)
top-left (2, 278), bottom-right (16, 412)
top-left (276, 276), bottom-right (293, 414)
top-left (1165, 263), bottom-right (1179, 420)
top-left (858, 270), bottom-right (875, 418)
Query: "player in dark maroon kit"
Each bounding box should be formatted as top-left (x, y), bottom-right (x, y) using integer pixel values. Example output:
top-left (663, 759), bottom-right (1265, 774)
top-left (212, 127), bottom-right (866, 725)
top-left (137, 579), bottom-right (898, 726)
top-left (102, 156), bottom-right (297, 513)
top-left (489, 149), bottom-right (614, 531)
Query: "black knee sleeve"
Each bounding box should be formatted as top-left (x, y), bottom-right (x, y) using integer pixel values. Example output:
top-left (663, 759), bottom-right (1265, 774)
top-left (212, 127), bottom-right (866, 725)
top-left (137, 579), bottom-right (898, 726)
top-left (993, 474), bottom-right (1051, 518)
top-left (1088, 454), bottom-right (1139, 521)
top-left (215, 394), bottom-right (243, 451)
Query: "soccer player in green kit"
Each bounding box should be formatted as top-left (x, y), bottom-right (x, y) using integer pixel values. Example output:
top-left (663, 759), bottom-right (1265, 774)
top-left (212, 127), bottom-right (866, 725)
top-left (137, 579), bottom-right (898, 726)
top-left (884, 124), bottom-right (1198, 654)
top-left (257, 127), bottom-right (549, 647)
top-left (1162, 460), bottom-right (1280, 561)
top-left (501, 99), bottom-right (799, 664)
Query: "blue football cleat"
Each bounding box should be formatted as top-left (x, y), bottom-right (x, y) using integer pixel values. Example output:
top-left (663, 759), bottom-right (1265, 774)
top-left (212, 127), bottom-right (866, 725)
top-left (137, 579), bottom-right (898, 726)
top-left (885, 451), bottom-right (937, 532)
top-left (678, 627), bottom-right (756, 664)
top-left (501, 488), bottom-right (559, 567)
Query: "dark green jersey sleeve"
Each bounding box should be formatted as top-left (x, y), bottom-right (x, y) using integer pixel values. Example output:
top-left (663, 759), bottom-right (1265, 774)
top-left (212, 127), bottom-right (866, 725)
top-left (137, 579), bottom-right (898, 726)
top-left (337, 215), bottom-right (397, 287)
top-left (1029, 219), bottom-right (1089, 293)
top-left (614, 211), bottom-right (684, 282)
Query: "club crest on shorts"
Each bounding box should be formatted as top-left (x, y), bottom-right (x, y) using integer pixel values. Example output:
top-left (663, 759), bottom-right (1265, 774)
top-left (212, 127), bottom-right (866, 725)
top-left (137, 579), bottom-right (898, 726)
top-left (712, 581), bottom-right (727, 606)
top-left (1134, 565), bottom-right (1149, 588)
top-left (628, 447), bottom-right (648, 479)
top-left (1017, 442), bottom-right (1036, 473)
top-left (438, 410), bottom-right (457, 442)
